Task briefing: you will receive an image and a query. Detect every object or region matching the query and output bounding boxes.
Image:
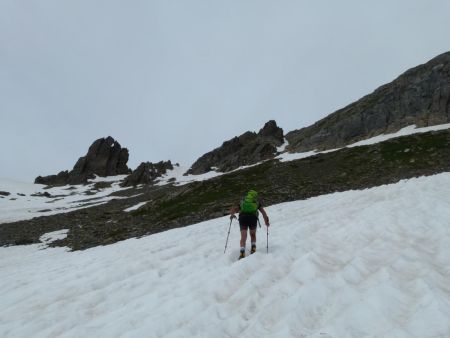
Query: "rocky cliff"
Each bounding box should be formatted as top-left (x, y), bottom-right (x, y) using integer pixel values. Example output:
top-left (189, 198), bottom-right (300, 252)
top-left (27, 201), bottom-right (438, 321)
top-left (286, 52), bottom-right (450, 152)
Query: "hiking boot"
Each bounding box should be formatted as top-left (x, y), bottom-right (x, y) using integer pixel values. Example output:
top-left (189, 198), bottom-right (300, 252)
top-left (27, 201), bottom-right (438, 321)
top-left (250, 244), bottom-right (256, 254)
top-left (238, 251), bottom-right (245, 260)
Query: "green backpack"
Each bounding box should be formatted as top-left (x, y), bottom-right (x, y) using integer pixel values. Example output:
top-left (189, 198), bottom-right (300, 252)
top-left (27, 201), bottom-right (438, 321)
top-left (240, 190), bottom-right (259, 214)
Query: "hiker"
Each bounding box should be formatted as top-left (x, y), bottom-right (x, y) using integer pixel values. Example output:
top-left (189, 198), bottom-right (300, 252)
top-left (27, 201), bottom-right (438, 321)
top-left (230, 190), bottom-right (270, 259)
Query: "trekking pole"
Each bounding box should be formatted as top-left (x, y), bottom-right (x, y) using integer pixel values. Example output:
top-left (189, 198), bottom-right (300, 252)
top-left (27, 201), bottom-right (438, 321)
top-left (224, 218), bottom-right (233, 254)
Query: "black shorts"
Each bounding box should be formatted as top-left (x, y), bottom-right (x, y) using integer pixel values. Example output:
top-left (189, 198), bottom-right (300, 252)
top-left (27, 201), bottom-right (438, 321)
top-left (239, 213), bottom-right (258, 231)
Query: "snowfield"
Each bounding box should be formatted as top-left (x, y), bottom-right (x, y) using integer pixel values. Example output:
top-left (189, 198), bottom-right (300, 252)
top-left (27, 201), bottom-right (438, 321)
top-left (0, 176), bottom-right (131, 224)
top-left (1, 173), bottom-right (450, 337)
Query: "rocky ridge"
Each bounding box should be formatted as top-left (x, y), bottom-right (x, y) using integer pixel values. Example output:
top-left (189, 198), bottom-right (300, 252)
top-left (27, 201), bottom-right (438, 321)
top-left (286, 51), bottom-right (450, 152)
top-left (186, 120), bottom-right (284, 175)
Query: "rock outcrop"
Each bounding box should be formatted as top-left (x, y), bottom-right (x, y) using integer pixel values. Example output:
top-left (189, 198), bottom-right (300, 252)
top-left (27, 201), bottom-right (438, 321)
top-left (286, 51), bottom-right (450, 152)
top-left (122, 161), bottom-right (175, 186)
top-left (35, 171), bottom-right (70, 186)
top-left (35, 136), bottom-right (131, 186)
top-left (186, 120), bottom-right (284, 175)
top-left (71, 137), bottom-right (130, 178)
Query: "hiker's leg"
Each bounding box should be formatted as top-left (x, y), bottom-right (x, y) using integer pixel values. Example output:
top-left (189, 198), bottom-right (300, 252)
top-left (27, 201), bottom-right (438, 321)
top-left (250, 228), bottom-right (256, 243)
top-left (240, 229), bottom-right (248, 248)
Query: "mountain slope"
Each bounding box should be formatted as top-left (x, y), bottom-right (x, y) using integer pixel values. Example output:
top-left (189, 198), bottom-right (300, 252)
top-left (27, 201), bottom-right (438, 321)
top-left (1, 173), bottom-right (449, 337)
top-left (2, 51), bottom-right (450, 251)
top-left (1, 126), bottom-right (450, 250)
top-left (286, 51), bottom-right (450, 152)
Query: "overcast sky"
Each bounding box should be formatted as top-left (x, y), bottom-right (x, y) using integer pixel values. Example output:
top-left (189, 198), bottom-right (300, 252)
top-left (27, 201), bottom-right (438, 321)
top-left (1, 0), bottom-right (450, 182)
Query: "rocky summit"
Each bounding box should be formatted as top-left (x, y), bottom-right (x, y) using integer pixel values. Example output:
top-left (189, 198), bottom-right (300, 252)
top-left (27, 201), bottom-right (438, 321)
top-left (35, 136), bottom-right (131, 186)
top-left (186, 120), bottom-right (284, 175)
top-left (286, 51), bottom-right (450, 152)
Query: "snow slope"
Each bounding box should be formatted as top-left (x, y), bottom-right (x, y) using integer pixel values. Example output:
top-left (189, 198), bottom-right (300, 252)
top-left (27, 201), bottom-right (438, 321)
top-left (1, 173), bottom-right (450, 337)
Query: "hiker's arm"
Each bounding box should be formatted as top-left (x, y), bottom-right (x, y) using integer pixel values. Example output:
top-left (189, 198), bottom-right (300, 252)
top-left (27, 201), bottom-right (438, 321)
top-left (230, 205), bottom-right (239, 220)
top-left (259, 207), bottom-right (270, 226)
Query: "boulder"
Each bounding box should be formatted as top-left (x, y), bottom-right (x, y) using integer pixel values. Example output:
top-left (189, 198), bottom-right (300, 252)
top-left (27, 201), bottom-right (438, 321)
top-left (30, 192), bottom-right (53, 198)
